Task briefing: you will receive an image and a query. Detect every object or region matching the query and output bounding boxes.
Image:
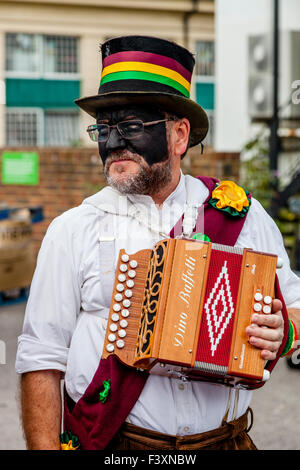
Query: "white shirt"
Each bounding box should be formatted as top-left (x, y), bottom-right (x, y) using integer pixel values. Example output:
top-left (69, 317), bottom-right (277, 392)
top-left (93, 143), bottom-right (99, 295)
top-left (15, 174), bottom-right (300, 435)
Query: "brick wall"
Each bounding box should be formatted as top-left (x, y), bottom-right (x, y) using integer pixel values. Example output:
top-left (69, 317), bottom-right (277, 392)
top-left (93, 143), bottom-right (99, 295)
top-left (0, 146), bottom-right (240, 256)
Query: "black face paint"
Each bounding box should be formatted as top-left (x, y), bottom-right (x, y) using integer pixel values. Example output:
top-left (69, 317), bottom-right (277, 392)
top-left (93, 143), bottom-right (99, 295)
top-left (96, 105), bottom-right (169, 167)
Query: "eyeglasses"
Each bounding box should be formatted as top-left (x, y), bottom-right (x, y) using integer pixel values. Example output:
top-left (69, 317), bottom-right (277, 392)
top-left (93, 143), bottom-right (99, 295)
top-left (86, 118), bottom-right (174, 143)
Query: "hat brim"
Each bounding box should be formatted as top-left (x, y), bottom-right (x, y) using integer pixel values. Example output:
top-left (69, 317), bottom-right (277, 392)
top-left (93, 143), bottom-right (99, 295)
top-left (75, 91), bottom-right (209, 147)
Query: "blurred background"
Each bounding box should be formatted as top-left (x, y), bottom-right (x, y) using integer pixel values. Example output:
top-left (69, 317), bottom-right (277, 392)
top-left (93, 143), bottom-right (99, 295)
top-left (0, 0), bottom-right (299, 451)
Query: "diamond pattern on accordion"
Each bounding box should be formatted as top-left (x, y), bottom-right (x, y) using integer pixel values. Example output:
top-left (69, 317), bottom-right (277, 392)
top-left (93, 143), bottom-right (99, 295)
top-left (204, 260), bottom-right (234, 356)
top-left (195, 250), bottom-right (243, 369)
top-left (105, 253), bottom-right (138, 353)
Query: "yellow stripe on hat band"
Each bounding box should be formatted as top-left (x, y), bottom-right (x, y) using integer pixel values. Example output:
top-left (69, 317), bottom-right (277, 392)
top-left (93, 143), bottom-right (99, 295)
top-left (101, 61), bottom-right (191, 93)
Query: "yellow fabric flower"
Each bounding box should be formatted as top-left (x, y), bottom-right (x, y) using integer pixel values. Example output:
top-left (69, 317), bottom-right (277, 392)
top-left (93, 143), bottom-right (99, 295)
top-left (212, 181), bottom-right (249, 212)
top-left (61, 440), bottom-right (79, 450)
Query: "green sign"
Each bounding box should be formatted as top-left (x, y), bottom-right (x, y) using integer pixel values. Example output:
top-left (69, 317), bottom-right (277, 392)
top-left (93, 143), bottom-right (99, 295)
top-left (1, 151), bottom-right (39, 185)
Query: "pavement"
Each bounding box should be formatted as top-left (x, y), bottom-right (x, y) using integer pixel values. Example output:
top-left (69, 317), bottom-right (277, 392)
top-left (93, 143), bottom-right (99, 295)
top-left (0, 301), bottom-right (299, 451)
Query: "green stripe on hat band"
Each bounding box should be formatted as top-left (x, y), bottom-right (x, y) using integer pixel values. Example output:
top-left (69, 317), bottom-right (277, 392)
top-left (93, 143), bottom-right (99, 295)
top-left (100, 70), bottom-right (190, 98)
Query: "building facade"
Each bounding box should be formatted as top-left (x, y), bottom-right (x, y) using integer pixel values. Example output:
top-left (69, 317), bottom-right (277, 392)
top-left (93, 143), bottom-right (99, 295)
top-left (0, 0), bottom-right (215, 149)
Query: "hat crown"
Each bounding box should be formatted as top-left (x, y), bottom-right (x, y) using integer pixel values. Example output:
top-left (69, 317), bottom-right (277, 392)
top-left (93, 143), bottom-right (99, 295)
top-left (98, 35), bottom-right (195, 99)
top-left (101, 35), bottom-right (195, 71)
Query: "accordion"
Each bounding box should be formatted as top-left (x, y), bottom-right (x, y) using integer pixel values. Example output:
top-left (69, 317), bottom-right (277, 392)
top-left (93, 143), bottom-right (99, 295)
top-left (103, 238), bottom-right (281, 389)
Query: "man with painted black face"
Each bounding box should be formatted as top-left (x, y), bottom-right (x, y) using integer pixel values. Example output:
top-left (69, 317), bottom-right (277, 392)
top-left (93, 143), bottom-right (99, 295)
top-left (96, 106), bottom-right (188, 203)
top-left (16, 36), bottom-right (300, 451)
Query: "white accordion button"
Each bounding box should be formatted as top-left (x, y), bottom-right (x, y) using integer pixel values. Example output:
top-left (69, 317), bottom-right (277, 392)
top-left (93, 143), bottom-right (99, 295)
top-left (254, 292), bottom-right (263, 301)
top-left (129, 260), bottom-right (138, 268)
top-left (128, 270), bottom-right (136, 278)
top-left (116, 283), bottom-right (125, 292)
top-left (108, 333), bottom-right (116, 342)
top-left (126, 279), bottom-right (134, 288)
top-left (120, 264), bottom-right (128, 273)
top-left (118, 274), bottom-right (126, 282)
top-left (114, 293), bottom-right (123, 302)
top-left (121, 309), bottom-right (130, 318)
top-left (106, 344), bottom-right (114, 353)
top-left (253, 303), bottom-right (262, 312)
top-left (263, 305), bottom-right (271, 314)
top-left (123, 299), bottom-right (131, 308)
top-left (121, 254), bottom-right (129, 262)
top-left (125, 289), bottom-right (132, 298)
top-left (118, 329), bottom-right (126, 338)
top-left (113, 303), bottom-right (121, 312)
top-left (264, 296), bottom-right (272, 305)
top-left (111, 313), bottom-right (120, 322)
top-left (109, 323), bottom-right (118, 332)
top-left (116, 340), bottom-right (125, 349)
top-left (120, 319), bottom-right (128, 328)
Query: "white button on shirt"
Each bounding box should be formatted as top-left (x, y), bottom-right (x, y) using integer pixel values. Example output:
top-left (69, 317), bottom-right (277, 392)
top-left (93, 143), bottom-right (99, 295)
top-left (15, 174), bottom-right (300, 436)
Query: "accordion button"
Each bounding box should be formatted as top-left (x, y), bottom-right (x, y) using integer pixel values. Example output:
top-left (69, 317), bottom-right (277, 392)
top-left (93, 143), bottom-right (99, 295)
top-left (111, 313), bottom-right (120, 322)
top-left (126, 280), bottom-right (134, 288)
top-left (110, 323), bottom-right (118, 332)
top-left (116, 340), bottom-right (125, 349)
top-left (113, 303), bottom-right (121, 312)
top-left (106, 344), bottom-right (114, 352)
top-left (120, 264), bottom-right (128, 272)
top-left (121, 254), bottom-right (129, 262)
top-left (121, 309), bottom-right (130, 318)
top-left (117, 283), bottom-right (125, 292)
top-left (263, 305), bottom-right (271, 314)
top-left (128, 270), bottom-right (136, 278)
top-left (120, 319), bottom-right (128, 328)
top-left (108, 333), bottom-right (116, 342)
top-left (129, 260), bottom-right (138, 268)
top-left (253, 303), bottom-right (262, 312)
top-left (254, 293), bottom-right (263, 301)
top-left (125, 289), bottom-right (133, 298)
top-left (118, 329), bottom-right (126, 338)
top-left (264, 296), bottom-right (272, 305)
top-left (123, 299), bottom-right (131, 308)
top-left (115, 293), bottom-right (123, 302)
top-left (118, 274), bottom-right (126, 282)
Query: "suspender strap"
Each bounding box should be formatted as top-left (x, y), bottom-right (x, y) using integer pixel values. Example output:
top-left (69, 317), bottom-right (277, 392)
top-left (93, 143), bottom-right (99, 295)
top-left (98, 214), bottom-right (116, 305)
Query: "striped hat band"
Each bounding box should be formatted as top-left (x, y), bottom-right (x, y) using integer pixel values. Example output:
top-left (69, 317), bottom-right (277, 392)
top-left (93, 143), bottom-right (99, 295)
top-left (100, 51), bottom-right (192, 98)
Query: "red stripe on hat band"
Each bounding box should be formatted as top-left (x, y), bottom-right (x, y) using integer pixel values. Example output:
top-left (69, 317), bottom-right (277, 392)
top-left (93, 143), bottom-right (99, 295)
top-left (103, 51), bottom-right (192, 83)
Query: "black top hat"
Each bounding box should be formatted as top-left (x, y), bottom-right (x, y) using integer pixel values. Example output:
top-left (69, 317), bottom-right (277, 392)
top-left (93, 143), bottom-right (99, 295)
top-left (75, 35), bottom-right (209, 147)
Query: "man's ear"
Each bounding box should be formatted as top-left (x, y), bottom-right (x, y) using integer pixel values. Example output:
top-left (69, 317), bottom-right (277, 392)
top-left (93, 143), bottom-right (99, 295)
top-left (173, 118), bottom-right (190, 158)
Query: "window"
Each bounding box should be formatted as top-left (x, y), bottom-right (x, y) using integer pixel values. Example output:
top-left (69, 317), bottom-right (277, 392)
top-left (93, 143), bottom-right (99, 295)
top-left (5, 33), bottom-right (79, 77)
top-left (5, 34), bottom-right (40, 74)
top-left (45, 111), bottom-right (79, 146)
top-left (44, 36), bottom-right (79, 75)
top-left (6, 108), bottom-right (43, 146)
top-left (195, 41), bottom-right (215, 77)
top-left (6, 108), bottom-right (79, 147)
top-left (195, 40), bottom-right (215, 148)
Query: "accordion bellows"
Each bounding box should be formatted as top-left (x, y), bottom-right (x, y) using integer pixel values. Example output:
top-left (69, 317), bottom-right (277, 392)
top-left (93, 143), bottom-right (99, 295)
top-left (103, 238), bottom-right (278, 388)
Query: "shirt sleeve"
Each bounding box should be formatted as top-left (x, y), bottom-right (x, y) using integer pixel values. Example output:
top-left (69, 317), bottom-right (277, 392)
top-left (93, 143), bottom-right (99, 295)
top-left (15, 209), bottom-right (82, 374)
top-left (236, 198), bottom-right (300, 309)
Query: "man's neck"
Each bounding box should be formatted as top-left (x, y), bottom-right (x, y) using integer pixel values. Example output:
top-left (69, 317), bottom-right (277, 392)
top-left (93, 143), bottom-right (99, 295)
top-left (150, 171), bottom-right (181, 208)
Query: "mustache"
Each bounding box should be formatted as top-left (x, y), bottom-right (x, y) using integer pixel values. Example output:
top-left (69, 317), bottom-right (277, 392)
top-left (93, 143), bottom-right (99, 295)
top-left (104, 151), bottom-right (145, 169)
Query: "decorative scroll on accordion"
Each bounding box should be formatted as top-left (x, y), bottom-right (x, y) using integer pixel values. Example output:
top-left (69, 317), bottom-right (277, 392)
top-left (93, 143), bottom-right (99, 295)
top-left (103, 238), bottom-right (279, 388)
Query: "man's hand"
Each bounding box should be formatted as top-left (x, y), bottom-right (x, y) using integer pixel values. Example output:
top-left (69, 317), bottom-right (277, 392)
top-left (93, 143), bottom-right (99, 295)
top-left (245, 299), bottom-right (284, 361)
